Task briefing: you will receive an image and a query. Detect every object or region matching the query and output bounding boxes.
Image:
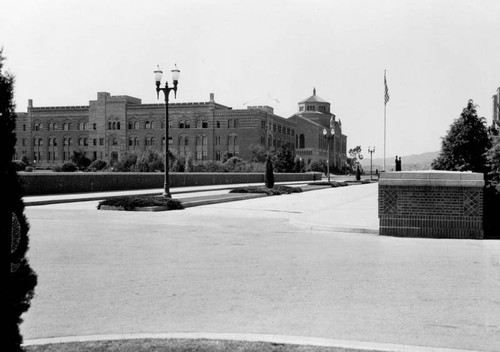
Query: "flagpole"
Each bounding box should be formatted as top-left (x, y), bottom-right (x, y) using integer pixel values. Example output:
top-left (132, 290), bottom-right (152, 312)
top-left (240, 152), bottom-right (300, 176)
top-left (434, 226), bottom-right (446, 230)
top-left (384, 100), bottom-right (386, 172)
top-left (383, 70), bottom-right (389, 172)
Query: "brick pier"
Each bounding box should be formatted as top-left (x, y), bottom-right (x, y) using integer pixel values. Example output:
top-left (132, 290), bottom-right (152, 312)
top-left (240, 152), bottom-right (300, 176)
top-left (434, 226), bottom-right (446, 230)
top-left (378, 171), bottom-right (484, 239)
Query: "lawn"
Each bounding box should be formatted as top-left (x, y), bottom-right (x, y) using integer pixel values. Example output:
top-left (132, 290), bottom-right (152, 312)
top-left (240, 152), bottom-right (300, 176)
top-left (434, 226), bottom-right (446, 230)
top-left (24, 338), bottom-right (357, 352)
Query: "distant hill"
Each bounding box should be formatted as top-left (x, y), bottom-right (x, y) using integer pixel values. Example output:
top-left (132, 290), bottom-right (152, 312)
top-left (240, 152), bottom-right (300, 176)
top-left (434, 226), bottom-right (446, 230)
top-left (360, 151), bottom-right (439, 171)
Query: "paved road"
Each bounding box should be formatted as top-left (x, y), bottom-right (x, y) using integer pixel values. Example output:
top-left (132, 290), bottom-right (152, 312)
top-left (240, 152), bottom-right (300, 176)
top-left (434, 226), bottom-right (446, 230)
top-left (21, 183), bottom-right (500, 351)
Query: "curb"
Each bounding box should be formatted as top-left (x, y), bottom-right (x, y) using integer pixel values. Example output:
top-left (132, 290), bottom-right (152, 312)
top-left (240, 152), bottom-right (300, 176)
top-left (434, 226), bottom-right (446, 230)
top-left (23, 332), bottom-right (479, 352)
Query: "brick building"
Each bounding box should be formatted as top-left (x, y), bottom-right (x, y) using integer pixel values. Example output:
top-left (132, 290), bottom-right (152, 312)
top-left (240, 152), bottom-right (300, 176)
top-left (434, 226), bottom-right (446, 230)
top-left (14, 89), bottom-right (347, 169)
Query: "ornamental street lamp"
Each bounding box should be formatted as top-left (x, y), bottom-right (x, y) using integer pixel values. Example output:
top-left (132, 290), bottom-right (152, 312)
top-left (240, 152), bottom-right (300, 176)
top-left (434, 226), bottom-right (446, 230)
top-left (368, 146), bottom-right (375, 180)
top-left (154, 64), bottom-right (180, 198)
top-left (322, 127), bottom-right (335, 183)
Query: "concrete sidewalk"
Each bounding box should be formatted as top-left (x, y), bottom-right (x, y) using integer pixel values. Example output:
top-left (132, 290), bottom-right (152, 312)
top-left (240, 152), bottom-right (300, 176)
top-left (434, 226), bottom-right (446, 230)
top-left (22, 180), bottom-right (317, 206)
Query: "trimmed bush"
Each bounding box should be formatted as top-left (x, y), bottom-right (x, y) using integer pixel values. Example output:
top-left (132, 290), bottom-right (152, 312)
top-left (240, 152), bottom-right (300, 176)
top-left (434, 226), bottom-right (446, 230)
top-left (88, 159), bottom-right (107, 172)
top-left (229, 185), bottom-right (302, 195)
top-left (97, 195), bottom-right (184, 211)
top-left (272, 185), bottom-right (302, 194)
top-left (60, 162), bottom-right (78, 172)
top-left (265, 156), bottom-right (274, 188)
top-left (12, 160), bottom-right (26, 171)
top-left (308, 181), bottom-right (348, 187)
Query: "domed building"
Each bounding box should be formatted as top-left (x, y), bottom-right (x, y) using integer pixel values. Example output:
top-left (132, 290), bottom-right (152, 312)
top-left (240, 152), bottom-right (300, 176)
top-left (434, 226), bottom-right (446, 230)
top-left (289, 88), bottom-right (347, 171)
top-left (13, 89), bottom-right (347, 171)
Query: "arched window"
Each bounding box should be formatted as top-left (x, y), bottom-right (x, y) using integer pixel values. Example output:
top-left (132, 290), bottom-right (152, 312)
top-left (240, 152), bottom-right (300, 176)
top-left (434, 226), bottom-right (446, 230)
top-left (112, 121), bottom-right (117, 130)
top-left (129, 137), bottom-right (133, 146)
top-left (299, 134), bottom-right (305, 149)
top-left (228, 134), bottom-right (239, 155)
top-left (216, 121), bottom-right (220, 128)
top-left (145, 121), bottom-right (151, 129)
top-left (67, 123), bottom-right (71, 130)
top-left (151, 137), bottom-right (155, 146)
top-left (53, 123), bottom-right (58, 130)
top-left (128, 122), bottom-right (133, 130)
top-left (151, 121), bottom-right (155, 129)
top-left (134, 121), bottom-right (139, 130)
top-left (179, 120), bottom-right (184, 129)
top-left (196, 136), bottom-right (202, 160)
top-left (113, 138), bottom-right (118, 146)
top-left (117, 121), bottom-right (120, 130)
top-left (202, 136), bottom-right (208, 157)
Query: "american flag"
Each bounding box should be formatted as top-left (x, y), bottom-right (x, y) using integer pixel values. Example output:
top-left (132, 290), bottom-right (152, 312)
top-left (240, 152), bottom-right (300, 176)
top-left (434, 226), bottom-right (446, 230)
top-left (384, 71), bottom-right (390, 105)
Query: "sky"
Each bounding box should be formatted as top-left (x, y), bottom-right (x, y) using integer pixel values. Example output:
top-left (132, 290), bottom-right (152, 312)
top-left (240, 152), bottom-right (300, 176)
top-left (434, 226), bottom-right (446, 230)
top-left (2, 0), bottom-right (500, 157)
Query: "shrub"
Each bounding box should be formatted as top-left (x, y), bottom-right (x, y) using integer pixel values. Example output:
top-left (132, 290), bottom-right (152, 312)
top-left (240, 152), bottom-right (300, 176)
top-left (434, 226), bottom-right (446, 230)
top-left (88, 159), bottom-right (107, 172)
top-left (70, 150), bottom-right (92, 170)
top-left (114, 152), bottom-right (138, 172)
top-left (204, 161), bottom-right (229, 172)
top-left (172, 158), bottom-right (185, 172)
top-left (12, 160), bottom-right (26, 171)
top-left (224, 156), bottom-right (245, 172)
top-left (356, 165), bottom-right (361, 181)
top-left (135, 150), bottom-right (163, 172)
top-left (265, 155), bottom-right (274, 188)
top-left (97, 195), bottom-right (184, 211)
top-left (309, 159), bottom-right (326, 173)
top-left (24, 166), bottom-right (34, 172)
top-left (272, 185), bottom-right (302, 194)
top-left (61, 162), bottom-right (78, 172)
top-left (293, 157), bottom-right (306, 173)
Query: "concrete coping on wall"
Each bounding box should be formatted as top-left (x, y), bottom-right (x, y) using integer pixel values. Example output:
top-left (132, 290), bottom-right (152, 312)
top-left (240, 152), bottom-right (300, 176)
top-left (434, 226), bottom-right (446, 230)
top-left (379, 170), bottom-right (484, 187)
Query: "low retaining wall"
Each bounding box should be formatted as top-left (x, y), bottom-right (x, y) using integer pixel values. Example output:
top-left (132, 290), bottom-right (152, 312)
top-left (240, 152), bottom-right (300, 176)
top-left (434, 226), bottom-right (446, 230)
top-left (19, 172), bottom-right (321, 196)
top-left (378, 171), bottom-right (484, 239)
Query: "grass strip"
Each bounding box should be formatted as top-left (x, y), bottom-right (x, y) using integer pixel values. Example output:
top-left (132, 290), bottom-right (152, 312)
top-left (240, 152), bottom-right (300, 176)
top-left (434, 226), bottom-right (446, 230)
top-left (24, 338), bottom-right (357, 352)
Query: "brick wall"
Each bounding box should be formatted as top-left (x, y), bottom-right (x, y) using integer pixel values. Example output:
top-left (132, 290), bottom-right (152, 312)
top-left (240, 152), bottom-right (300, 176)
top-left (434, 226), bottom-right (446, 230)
top-left (378, 171), bottom-right (484, 239)
top-left (19, 172), bottom-right (321, 195)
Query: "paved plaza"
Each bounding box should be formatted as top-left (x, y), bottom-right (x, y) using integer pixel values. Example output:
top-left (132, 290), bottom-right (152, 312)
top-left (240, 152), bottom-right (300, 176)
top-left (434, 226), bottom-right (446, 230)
top-left (21, 183), bottom-right (500, 351)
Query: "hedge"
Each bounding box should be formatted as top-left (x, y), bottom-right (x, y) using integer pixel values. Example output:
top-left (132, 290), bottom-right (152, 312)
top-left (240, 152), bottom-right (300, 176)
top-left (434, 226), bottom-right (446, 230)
top-left (19, 172), bottom-right (322, 195)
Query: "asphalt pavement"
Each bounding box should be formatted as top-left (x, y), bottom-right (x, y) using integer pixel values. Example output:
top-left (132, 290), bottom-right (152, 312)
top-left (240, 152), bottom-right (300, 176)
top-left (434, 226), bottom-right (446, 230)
top-left (20, 179), bottom-right (500, 352)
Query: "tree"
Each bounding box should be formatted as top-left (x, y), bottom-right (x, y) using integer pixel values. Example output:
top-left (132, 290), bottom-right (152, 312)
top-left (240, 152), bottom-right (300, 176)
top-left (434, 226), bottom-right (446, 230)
top-left (432, 100), bottom-right (491, 173)
top-left (346, 146), bottom-right (362, 173)
top-left (70, 150), bottom-right (91, 170)
top-left (274, 142), bottom-right (295, 173)
top-left (135, 149), bottom-right (164, 172)
top-left (293, 157), bottom-right (306, 173)
top-left (0, 48), bottom-right (37, 351)
top-left (264, 155), bottom-right (275, 188)
top-left (249, 144), bottom-right (268, 163)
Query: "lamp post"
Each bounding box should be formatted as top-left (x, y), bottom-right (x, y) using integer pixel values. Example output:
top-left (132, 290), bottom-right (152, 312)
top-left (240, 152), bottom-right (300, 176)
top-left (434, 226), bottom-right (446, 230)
top-left (322, 127), bottom-right (335, 183)
top-left (154, 64), bottom-right (180, 198)
top-left (368, 146), bottom-right (375, 180)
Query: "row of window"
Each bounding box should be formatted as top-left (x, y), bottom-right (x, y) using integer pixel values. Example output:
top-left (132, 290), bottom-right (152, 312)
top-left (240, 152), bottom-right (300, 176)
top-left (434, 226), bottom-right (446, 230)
top-left (29, 135), bottom-right (238, 149)
top-left (260, 120), bottom-right (295, 136)
top-left (31, 122), bottom-right (94, 131)
top-left (28, 119), bottom-right (235, 132)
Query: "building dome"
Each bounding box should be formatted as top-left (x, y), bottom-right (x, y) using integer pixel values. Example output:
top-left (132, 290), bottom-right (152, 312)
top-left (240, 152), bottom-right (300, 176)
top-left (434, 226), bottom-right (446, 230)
top-left (298, 88), bottom-right (330, 113)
